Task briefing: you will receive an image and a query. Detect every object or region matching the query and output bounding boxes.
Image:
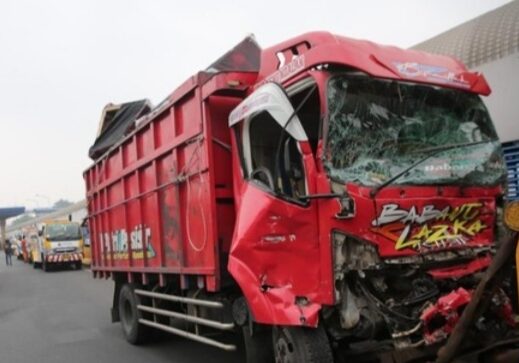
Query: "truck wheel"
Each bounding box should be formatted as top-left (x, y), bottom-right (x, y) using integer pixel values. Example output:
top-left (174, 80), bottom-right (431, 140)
top-left (118, 284), bottom-right (150, 345)
top-left (242, 324), bottom-right (274, 363)
top-left (272, 325), bottom-right (333, 363)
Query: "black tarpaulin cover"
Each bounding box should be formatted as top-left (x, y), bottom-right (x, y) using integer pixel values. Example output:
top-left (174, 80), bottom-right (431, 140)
top-left (88, 100), bottom-right (151, 160)
top-left (205, 35), bottom-right (261, 73)
top-left (89, 36), bottom-right (261, 161)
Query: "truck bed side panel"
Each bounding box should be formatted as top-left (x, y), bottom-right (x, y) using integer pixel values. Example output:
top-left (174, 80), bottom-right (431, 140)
top-left (85, 86), bottom-right (220, 287)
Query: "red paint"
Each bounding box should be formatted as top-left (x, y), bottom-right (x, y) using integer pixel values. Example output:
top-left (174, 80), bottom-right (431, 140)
top-left (422, 288), bottom-right (516, 345)
top-left (228, 183), bottom-right (322, 326)
top-left (257, 32), bottom-right (490, 94)
top-left (421, 288), bottom-right (472, 345)
top-left (84, 32), bottom-right (500, 330)
top-left (369, 186), bottom-right (496, 256)
top-left (85, 73), bottom-right (255, 292)
top-left (427, 255), bottom-right (492, 280)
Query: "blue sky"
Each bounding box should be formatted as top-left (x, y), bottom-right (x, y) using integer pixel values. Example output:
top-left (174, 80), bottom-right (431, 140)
top-left (0, 0), bottom-right (512, 208)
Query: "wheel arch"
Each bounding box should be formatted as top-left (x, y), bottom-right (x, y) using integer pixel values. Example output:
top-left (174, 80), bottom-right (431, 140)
top-left (228, 255), bottom-right (321, 327)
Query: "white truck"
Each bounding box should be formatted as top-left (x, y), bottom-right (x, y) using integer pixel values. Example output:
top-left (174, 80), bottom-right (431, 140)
top-left (36, 220), bottom-right (84, 271)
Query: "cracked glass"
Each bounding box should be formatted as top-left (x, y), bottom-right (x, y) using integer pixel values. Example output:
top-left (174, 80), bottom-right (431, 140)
top-left (324, 75), bottom-right (506, 187)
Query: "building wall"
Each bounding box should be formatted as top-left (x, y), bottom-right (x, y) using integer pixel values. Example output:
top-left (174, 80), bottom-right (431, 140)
top-left (476, 53), bottom-right (519, 143)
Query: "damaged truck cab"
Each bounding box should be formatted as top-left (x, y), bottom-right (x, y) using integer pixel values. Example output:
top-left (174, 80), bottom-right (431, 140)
top-left (227, 33), bottom-right (515, 361)
top-left (85, 32), bottom-right (519, 362)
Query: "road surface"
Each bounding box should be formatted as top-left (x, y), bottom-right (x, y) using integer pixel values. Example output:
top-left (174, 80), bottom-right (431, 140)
top-left (0, 255), bottom-right (243, 363)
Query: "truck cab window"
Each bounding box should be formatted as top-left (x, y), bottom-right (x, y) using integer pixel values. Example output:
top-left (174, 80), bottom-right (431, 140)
top-left (289, 84), bottom-right (321, 154)
top-left (245, 111), bottom-right (306, 199)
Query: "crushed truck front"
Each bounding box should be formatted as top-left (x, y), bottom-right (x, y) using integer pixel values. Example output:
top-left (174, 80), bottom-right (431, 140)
top-left (227, 32), bottom-right (518, 361)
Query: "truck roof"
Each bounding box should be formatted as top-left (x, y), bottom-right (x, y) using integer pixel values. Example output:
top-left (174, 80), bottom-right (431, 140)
top-left (257, 31), bottom-right (490, 95)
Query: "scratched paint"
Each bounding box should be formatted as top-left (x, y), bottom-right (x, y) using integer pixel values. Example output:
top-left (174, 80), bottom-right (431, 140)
top-left (371, 203), bottom-right (488, 251)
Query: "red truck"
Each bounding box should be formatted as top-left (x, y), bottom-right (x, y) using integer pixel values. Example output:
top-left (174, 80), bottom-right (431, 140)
top-left (84, 32), bottom-right (519, 362)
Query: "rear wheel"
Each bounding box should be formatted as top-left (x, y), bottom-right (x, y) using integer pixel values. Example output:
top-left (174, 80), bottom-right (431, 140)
top-left (118, 283), bottom-right (150, 345)
top-left (272, 325), bottom-right (333, 363)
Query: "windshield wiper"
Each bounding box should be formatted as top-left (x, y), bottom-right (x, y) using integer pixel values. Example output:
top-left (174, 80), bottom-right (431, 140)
top-left (369, 139), bottom-right (497, 198)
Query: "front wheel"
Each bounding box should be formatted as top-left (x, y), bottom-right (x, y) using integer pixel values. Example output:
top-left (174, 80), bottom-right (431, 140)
top-left (241, 324), bottom-right (274, 363)
top-left (273, 325), bottom-right (333, 363)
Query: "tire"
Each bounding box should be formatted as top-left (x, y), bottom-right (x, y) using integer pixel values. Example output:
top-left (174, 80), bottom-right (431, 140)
top-left (75, 261), bottom-right (82, 270)
top-left (242, 324), bottom-right (275, 363)
top-left (272, 325), bottom-right (334, 363)
top-left (118, 284), bottom-right (150, 345)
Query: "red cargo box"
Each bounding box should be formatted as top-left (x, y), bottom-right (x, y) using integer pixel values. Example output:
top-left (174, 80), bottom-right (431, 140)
top-left (84, 72), bottom-right (256, 291)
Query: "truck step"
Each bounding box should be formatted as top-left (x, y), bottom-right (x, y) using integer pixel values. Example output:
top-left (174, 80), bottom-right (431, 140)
top-left (135, 289), bottom-right (236, 351)
top-left (138, 318), bottom-right (237, 351)
top-left (134, 289), bottom-right (224, 308)
top-left (137, 304), bottom-right (234, 331)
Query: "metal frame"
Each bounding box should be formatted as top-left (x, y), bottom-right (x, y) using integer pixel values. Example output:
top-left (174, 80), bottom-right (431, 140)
top-left (134, 289), bottom-right (236, 351)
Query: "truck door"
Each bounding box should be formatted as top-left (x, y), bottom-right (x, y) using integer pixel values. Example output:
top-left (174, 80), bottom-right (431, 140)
top-left (228, 83), bottom-right (324, 327)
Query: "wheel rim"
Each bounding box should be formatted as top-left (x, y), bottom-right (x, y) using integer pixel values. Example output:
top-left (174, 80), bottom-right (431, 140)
top-left (274, 328), bottom-right (296, 363)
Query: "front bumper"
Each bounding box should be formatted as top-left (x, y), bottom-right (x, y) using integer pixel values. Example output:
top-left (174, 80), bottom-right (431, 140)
top-left (45, 253), bottom-right (82, 263)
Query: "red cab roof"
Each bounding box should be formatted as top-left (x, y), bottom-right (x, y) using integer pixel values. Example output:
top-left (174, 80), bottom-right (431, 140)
top-left (257, 31), bottom-right (491, 95)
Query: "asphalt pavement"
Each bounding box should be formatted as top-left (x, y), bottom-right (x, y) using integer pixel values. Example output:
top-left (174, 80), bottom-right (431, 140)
top-left (0, 254), bottom-right (243, 363)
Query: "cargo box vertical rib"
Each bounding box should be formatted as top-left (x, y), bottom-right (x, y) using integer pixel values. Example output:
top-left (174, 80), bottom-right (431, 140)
top-left (84, 76), bottom-right (220, 288)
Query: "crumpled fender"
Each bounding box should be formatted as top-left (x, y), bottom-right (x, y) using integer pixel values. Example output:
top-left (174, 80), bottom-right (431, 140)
top-left (228, 254), bottom-right (321, 327)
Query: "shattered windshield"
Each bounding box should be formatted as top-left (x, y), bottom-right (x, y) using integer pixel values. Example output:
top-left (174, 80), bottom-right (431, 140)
top-left (324, 74), bottom-right (506, 187)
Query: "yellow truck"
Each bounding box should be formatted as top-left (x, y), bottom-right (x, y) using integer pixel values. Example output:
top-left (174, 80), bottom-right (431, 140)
top-left (36, 220), bottom-right (84, 271)
top-left (22, 226), bottom-right (43, 268)
top-left (80, 220), bottom-right (91, 266)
